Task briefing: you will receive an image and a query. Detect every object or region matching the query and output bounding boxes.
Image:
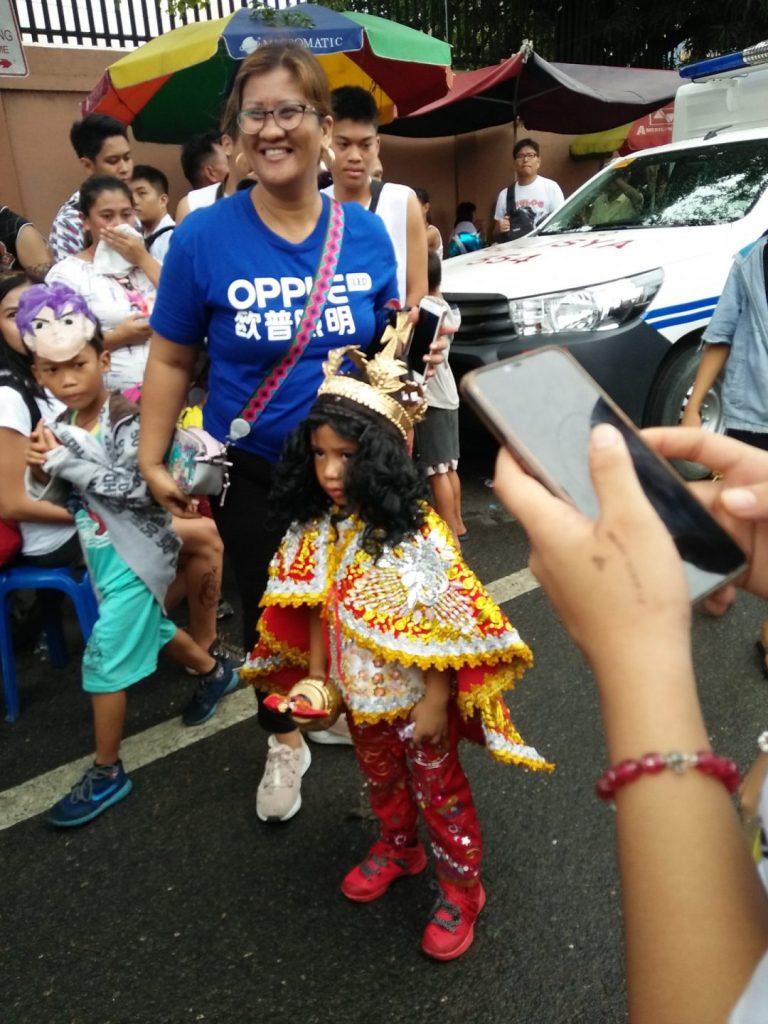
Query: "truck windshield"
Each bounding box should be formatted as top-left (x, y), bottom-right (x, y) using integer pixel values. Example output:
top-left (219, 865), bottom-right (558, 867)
top-left (540, 139), bottom-right (768, 232)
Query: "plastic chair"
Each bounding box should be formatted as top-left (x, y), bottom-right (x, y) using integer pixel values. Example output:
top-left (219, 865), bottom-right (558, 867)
top-left (0, 566), bottom-right (99, 722)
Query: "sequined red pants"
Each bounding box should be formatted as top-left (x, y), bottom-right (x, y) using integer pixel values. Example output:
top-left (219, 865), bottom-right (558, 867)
top-left (347, 704), bottom-right (482, 884)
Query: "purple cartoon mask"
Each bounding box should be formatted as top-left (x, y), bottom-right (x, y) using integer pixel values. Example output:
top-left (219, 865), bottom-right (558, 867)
top-left (16, 283), bottom-right (97, 362)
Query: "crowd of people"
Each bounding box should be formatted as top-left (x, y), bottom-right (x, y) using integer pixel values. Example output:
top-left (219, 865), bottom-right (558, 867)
top-left (2, 38), bottom-right (768, 1011)
top-left (0, 43), bottom-right (486, 954)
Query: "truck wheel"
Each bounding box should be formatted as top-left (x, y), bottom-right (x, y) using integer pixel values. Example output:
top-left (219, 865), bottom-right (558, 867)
top-left (643, 341), bottom-right (724, 480)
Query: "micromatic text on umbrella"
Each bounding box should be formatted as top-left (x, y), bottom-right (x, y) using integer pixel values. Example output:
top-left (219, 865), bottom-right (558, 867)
top-left (242, 35), bottom-right (347, 53)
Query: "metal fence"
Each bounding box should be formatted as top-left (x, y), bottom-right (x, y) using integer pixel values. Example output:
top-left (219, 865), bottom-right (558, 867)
top-left (11, 0), bottom-right (535, 61)
top-left (15, 0), bottom-right (289, 50)
top-left (14, 0), bottom-right (669, 66)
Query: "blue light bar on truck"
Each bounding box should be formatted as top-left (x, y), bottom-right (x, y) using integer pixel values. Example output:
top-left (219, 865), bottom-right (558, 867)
top-left (680, 39), bottom-right (768, 78)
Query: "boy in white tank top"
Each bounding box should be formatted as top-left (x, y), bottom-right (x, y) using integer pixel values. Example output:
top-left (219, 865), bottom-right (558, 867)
top-left (322, 86), bottom-right (427, 308)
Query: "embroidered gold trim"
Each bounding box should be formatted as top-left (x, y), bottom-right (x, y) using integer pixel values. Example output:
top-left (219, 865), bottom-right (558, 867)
top-left (316, 338), bottom-right (427, 439)
top-left (336, 618), bottom-right (533, 673)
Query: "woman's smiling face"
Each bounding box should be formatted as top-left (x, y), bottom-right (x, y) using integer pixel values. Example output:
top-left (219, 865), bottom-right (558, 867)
top-left (238, 67), bottom-right (332, 196)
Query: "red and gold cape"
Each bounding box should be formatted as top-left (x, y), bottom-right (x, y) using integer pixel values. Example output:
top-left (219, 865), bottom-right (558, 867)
top-left (242, 508), bottom-right (553, 771)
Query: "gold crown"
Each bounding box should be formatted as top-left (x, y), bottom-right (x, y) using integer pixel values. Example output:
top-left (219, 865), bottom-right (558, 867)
top-left (316, 319), bottom-right (428, 439)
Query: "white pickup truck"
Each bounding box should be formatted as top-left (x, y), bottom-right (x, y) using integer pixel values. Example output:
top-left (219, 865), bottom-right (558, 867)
top-left (443, 46), bottom-right (768, 448)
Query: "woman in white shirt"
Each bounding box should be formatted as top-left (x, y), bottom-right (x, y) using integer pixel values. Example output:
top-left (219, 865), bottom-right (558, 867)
top-left (46, 175), bottom-right (159, 393)
top-left (0, 272), bottom-right (78, 563)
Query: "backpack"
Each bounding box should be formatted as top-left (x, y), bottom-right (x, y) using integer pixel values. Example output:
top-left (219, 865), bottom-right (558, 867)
top-left (368, 179), bottom-right (384, 214)
top-left (447, 231), bottom-right (482, 258)
top-left (144, 224), bottom-right (174, 252)
top-left (0, 370), bottom-right (42, 567)
top-left (503, 183), bottom-right (536, 241)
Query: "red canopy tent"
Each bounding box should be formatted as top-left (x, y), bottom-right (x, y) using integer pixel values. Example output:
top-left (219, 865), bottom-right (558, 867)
top-left (382, 51), bottom-right (680, 138)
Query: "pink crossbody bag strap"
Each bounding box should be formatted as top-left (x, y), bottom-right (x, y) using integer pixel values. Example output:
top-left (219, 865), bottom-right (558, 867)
top-left (239, 198), bottom-right (345, 426)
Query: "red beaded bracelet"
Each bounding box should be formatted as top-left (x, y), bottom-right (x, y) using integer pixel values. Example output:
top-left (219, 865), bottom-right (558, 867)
top-left (596, 750), bottom-right (741, 801)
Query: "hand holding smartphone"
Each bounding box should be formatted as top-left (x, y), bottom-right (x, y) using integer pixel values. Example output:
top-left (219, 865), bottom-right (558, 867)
top-left (460, 347), bottom-right (746, 603)
top-left (406, 297), bottom-right (446, 380)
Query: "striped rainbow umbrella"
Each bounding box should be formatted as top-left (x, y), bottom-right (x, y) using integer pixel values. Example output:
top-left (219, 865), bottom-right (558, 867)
top-left (83, 4), bottom-right (452, 143)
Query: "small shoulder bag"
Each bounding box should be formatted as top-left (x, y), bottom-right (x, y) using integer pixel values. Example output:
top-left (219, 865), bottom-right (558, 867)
top-left (163, 427), bottom-right (232, 499)
top-left (504, 183), bottom-right (536, 241)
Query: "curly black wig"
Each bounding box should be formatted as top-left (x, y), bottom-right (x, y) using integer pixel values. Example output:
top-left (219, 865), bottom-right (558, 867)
top-left (268, 397), bottom-right (429, 552)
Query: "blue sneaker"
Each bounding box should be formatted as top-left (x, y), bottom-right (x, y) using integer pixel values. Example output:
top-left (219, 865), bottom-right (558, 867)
top-left (182, 655), bottom-right (239, 726)
top-left (47, 761), bottom-right (133, 828)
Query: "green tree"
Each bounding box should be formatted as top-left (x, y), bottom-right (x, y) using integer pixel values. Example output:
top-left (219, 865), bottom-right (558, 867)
top-left (361, 0), bottom-right (768, 68)
top-left (166, 0), bottom-right (768, 69)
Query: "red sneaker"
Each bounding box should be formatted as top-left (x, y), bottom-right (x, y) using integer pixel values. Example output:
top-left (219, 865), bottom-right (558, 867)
top-left (341, 839), bottom-right (428, 902)
top-left (421, 880), bottom-right (487, 961)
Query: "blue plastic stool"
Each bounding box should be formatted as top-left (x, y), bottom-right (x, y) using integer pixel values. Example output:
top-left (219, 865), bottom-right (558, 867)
top-left (0, 566), bottom-right (99, 722)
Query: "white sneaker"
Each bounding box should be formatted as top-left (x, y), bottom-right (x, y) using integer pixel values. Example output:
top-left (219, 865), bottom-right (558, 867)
top-left (307, 715), bottom-right (354, 746)
top-left (256, 734), bottom-right (311, 822)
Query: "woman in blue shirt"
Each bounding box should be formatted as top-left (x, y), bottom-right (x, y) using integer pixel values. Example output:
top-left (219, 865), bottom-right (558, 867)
top-left (138, 43), bottom-right (399, 823)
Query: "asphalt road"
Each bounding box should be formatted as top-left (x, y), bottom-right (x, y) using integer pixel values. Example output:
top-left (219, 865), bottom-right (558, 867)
top-left (2, 436), bottom-right (766, 1024)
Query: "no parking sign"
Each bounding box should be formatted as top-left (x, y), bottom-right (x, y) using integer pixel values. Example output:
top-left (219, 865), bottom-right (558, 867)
top-left (0, 0), bottom-right (28, 78)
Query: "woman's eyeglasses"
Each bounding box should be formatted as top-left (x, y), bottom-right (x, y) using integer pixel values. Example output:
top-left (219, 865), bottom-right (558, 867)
top-left (237, 103), bottom-right (319, 134)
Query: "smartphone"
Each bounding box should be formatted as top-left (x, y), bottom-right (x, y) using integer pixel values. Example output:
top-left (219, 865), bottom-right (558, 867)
top-left (461, 347), bottom-right (746, 603)
top-left (406, 297), bottom-right (445, 379)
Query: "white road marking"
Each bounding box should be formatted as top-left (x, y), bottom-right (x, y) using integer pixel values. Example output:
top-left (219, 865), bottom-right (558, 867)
top-left (0, 688), bottom-right (257, 832)
top-left (0, 567), bottom-right (539, 832)
top-left (486, 567), bottom-right (539, 604)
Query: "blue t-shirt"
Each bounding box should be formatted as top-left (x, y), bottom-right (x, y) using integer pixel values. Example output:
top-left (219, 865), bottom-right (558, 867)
top-left (151, 189), bottom-right (399, 462)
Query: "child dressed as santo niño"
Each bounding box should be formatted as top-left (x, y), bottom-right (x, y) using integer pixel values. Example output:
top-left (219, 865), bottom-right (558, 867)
top-left (241, 340), bottom-right (553, 962)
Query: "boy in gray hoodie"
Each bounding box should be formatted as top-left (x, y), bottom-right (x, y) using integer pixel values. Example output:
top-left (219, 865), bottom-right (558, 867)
top-left (22, 283), bottom-right (238, 828)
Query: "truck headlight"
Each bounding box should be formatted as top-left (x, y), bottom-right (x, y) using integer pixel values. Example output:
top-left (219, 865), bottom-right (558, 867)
top-left (509, 269), bottom-right (664, 335)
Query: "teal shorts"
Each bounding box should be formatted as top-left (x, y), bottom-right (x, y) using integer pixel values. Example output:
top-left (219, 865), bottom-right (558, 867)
top-left (82, 566), bottom-right (177, 694)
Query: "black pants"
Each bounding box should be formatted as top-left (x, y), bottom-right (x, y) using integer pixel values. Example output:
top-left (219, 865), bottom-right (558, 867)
top-left (212, 447), bottom-right (294, 734)
top-left (20, 532), bottom-right (83, 569)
